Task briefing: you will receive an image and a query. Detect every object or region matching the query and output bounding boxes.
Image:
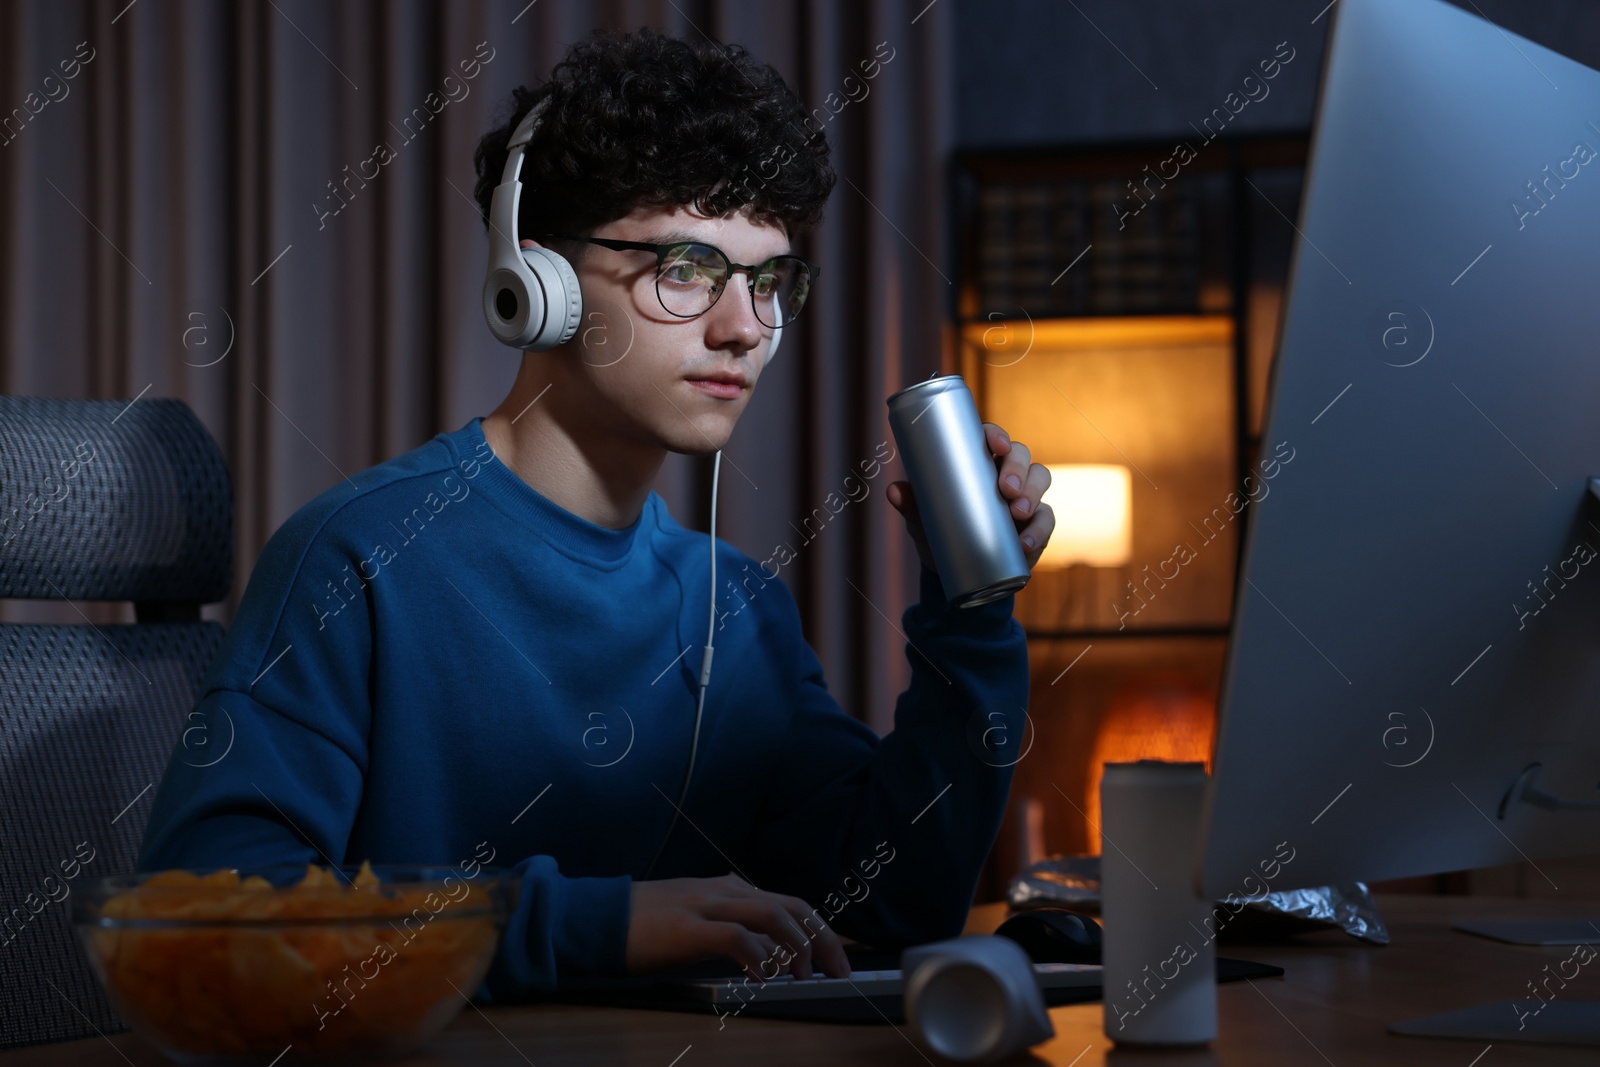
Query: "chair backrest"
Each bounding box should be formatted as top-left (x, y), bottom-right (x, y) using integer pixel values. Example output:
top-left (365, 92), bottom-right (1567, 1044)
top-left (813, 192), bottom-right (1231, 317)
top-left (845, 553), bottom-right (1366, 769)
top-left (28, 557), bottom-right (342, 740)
top-left (0, 396), bottom-right (232, 1050)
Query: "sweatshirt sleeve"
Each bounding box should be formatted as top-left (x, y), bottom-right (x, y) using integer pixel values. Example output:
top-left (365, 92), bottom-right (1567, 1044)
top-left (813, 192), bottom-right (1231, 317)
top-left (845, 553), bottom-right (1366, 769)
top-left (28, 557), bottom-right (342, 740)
top-left (732, 562), bottom-right (1030, 947)
top-left (137, 684), bottom-right (633, 997)
top-left (136, 494), bottom-right (633, 998)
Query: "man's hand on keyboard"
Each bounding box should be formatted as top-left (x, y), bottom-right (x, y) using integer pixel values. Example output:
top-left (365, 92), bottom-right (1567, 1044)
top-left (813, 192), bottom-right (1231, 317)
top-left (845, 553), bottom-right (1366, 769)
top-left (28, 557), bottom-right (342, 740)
top-left (625, 872), bottom-right (852, 980)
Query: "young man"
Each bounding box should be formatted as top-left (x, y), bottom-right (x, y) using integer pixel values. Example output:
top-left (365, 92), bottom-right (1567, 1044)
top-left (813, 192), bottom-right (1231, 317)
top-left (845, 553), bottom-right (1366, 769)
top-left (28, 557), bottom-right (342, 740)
top-left (139, 27), bottom-right (1056, 997)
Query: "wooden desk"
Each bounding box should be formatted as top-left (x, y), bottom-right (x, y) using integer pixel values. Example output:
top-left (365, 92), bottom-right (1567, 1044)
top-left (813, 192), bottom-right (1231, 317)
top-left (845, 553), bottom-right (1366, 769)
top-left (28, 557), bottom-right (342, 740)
top-left (9, 895), bottom-right (1600, 1065)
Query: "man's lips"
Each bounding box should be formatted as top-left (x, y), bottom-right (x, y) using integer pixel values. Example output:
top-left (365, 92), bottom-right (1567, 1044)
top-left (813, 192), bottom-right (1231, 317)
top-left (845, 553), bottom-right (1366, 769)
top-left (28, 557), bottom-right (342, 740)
top-left (685, 372), bottom-right (749, 388)
top-left (685, 372), bottom-right (748, 399)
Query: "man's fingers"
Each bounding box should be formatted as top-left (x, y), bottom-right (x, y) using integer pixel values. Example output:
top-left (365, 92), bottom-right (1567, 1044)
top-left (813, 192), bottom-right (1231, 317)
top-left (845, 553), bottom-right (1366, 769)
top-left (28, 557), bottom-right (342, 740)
top-left (887, 481), bottom-right (925, 535)
top-left (753, 932), bottom-right (780, 970)
top-left (774, 894), bottom-right (850, 978)
top-left (713, 889), bottom-right (852, 980)
top-left (1020, 500), bottom-right (1056, 566)
top-left (889, 480), bottom-right (923, 531)
top-left (707, 921), bottom-right (773, 978)
top-left (884, 480), bottom-right (935, 571)
top-left (996, 438), bottom-right (1032, 499)
top-left (706, 897), bottom-right (814, 978)
top-left (764, 897), bottom-right (820, 980)
top-left (761, 901), bottom-right (814, 979)
top-left (1010, 461), bottom-right (1051, 522)
top-left (680, 879), bottom-right (853, 980)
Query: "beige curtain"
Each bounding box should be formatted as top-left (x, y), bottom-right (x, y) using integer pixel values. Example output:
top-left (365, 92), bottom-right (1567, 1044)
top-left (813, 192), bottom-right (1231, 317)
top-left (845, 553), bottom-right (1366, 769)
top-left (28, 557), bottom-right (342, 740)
top-left (0, 0), bottom-right (954, 735)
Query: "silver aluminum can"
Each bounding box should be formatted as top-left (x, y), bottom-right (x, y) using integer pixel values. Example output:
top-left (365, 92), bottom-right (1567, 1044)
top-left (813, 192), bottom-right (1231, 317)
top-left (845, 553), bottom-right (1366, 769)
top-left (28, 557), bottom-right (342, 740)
top-left (886, 374), bottom-right (1030, 608)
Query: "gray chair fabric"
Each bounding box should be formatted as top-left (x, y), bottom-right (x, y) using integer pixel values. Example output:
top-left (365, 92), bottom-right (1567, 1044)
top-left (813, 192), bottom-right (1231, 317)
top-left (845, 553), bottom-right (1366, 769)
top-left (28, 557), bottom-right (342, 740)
top-left (0, 396), bottom-right (231, 1050)
top-left (0, 396), bottom-right (231, 610)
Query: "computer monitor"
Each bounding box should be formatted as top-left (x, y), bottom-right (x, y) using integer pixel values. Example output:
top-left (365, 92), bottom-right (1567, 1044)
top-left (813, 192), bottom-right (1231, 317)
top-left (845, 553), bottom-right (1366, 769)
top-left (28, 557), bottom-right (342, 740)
top-left (1199, 0), bottom-right (1600, 904)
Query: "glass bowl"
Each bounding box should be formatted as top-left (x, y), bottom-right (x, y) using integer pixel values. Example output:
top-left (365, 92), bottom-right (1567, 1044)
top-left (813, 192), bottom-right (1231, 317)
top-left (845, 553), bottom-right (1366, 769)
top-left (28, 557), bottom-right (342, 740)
top-left (71, 863), bottom-right (519, 1065)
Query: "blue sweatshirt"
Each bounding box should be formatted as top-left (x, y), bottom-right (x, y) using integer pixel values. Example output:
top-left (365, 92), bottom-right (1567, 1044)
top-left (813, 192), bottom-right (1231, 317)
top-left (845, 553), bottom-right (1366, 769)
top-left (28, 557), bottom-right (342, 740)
top-left (138, 417), bottom-right (1030, 999)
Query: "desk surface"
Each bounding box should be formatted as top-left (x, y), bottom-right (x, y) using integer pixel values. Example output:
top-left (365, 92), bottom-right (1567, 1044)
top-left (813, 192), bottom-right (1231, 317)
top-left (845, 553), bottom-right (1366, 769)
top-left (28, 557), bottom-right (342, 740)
top-left (10, 894), bottom-right (1600, 1066)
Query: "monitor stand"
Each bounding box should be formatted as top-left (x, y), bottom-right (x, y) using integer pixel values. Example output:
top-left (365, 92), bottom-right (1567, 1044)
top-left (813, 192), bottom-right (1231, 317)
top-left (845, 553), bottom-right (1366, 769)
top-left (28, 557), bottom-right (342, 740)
top-left (1392, 1002), bottom-right (1600, 1045)
top-left (1390, 763), bottom-right (1600, 1045)
top-left (1454, 919), bottom-right (1600, 945)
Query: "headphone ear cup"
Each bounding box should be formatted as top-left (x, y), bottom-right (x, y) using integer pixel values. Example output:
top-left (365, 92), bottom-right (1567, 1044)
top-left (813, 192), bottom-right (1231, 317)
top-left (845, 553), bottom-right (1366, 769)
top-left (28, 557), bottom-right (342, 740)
top-left (516, 245), bottom-right (583, 351)
top-left (483, 260), bottom-right (537, 348)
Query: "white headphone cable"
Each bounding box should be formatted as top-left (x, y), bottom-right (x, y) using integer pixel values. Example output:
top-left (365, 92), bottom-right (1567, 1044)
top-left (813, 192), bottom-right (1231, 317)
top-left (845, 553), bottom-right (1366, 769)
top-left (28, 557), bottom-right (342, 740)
top-left (642, 448), bottom-right (720, 879)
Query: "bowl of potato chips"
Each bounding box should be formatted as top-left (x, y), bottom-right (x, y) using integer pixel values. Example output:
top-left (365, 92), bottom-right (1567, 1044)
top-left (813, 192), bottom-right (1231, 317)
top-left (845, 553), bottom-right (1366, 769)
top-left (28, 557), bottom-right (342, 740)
top-left (72, 861), bottom-right (518, 1064)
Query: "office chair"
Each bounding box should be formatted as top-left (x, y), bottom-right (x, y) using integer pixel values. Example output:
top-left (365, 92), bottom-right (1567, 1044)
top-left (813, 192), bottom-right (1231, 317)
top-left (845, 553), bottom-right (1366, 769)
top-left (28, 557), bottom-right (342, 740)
top-left (0, 396), bottom-right (232, 1049)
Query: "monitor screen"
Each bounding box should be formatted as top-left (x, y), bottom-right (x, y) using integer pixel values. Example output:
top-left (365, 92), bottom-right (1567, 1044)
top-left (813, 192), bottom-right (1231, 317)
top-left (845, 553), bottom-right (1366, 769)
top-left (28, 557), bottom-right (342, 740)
top-left (1199, 0), bottom-right (1600, 897)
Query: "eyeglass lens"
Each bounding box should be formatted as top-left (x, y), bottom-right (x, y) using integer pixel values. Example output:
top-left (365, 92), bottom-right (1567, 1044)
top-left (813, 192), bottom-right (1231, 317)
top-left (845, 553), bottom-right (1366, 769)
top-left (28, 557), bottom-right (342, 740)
top-left (656, 243), bottom-right (812, 330)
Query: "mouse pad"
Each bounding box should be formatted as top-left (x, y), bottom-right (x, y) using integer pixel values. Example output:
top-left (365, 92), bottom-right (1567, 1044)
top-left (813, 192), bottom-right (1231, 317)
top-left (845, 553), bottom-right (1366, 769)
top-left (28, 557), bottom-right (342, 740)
top-left (551, 947), bottom-right (1285, 1025)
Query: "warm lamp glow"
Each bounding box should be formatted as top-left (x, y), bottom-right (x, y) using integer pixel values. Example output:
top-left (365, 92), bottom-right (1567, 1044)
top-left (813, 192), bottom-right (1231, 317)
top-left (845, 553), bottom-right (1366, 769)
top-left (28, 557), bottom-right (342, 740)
top-left (1085, 688), bottom-right (1216, 855)
top-left (1038, 464), bottom-right (1132, 568)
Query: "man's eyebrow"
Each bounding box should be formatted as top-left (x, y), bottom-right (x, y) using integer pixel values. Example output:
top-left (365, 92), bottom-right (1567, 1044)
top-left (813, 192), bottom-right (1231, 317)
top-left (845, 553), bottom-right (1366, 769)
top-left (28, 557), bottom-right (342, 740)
top-left (637, 230), bottom-right (792, 261)
top-left (638, 230), bottom-right (699, 245)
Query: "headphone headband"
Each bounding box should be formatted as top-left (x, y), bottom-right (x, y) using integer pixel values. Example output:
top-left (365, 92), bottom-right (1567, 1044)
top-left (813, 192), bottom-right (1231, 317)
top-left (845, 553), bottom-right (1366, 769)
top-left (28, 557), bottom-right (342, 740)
top-left (483, 97), bottom-right (583, 351)
top-left (501, 98), bottom-right (548, 181)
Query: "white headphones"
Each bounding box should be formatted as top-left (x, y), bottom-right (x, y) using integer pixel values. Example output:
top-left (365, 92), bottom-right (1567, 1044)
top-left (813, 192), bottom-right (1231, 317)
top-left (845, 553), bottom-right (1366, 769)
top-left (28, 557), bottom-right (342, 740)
top-left (482, 96), bottom-right (783, 360)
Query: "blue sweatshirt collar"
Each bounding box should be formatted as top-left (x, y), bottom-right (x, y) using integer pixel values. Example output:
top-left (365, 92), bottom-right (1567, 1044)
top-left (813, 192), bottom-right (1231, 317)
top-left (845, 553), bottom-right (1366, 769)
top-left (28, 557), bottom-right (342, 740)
top-left (449, 417), bottom-right (654, 570)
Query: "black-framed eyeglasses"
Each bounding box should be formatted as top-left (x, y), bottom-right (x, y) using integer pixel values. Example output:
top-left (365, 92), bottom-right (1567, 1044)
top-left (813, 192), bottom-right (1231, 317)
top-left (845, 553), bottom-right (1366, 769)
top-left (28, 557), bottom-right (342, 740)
top-left (539, 234), bottom-right (818, 331)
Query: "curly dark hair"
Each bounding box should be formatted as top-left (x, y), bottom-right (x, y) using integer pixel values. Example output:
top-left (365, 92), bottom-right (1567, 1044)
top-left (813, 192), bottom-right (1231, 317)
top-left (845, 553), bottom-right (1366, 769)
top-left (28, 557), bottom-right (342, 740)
top-left (473, 27), bottom-right (834, 264)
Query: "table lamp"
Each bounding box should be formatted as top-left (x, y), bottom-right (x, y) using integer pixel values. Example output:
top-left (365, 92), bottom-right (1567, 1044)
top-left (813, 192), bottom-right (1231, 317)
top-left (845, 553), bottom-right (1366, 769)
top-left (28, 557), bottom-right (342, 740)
top-left (1037, 464), bottom-right (1132, 569)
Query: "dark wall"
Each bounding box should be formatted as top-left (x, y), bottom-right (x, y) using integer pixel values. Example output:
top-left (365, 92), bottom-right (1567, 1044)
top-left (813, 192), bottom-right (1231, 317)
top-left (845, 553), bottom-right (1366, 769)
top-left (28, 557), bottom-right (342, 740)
top-left (955, 0), bottom-right (1600, 149)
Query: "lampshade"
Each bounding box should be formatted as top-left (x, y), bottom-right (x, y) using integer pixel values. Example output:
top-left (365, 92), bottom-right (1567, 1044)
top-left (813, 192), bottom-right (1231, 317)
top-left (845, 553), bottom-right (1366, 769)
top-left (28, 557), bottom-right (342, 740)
top-left (1038, 464), bottom-right (1132, 568)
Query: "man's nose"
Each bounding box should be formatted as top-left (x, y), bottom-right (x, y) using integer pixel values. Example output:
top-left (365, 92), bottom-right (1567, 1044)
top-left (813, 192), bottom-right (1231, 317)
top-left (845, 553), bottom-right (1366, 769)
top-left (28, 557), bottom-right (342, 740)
top-left (708, 274), bottom-right (766, 350)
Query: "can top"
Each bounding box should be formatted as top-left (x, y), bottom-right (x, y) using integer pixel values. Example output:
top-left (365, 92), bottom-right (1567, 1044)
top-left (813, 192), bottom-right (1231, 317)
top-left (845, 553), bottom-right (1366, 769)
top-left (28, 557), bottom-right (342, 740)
top-left (1101, 761), bottom-right (1209, 788)
top-left (885, 373), bottom-right (970, 407)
